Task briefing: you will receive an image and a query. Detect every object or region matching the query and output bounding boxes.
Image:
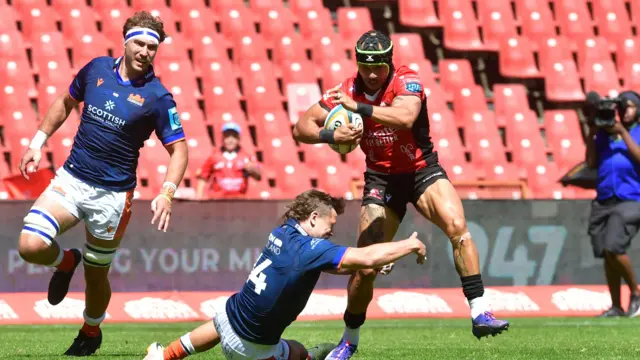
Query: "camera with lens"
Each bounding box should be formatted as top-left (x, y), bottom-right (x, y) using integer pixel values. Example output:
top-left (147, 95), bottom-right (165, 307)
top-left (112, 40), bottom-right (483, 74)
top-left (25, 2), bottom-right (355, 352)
top-left (593, 97), bottom-right (625, 128)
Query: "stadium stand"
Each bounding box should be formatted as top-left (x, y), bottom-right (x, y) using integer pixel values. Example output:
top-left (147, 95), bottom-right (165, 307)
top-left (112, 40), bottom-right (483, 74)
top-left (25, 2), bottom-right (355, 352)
top-left (0, 0), bottom-right (603, 201)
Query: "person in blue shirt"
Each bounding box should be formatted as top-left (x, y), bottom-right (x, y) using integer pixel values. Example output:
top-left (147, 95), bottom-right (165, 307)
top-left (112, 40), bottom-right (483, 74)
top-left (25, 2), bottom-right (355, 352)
top-left (15, 11), bottom-right (188, 356)
top-left (586, 91), bottom-right (640, 318)
top-left (144, 189), bottom-right (427, 360)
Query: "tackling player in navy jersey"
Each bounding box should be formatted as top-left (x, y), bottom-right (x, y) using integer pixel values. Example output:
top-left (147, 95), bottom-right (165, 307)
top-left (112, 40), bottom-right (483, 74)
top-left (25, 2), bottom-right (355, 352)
top-left (16, 12), bottom-right (188, 356)
top-left (144, 189), bottom-right (427, 360)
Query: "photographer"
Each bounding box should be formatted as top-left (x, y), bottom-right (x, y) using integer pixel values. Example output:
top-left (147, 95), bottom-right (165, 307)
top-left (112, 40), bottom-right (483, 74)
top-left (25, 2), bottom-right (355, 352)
top-left (586, 91), bottom-right (640, 318)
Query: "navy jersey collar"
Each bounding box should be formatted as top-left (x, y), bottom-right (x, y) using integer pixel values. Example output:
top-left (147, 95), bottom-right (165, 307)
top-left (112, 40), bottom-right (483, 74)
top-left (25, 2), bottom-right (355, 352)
top-left (113, 57), bottom-right (155, 86)
top-left (285, 218), bottom-right (308, 236)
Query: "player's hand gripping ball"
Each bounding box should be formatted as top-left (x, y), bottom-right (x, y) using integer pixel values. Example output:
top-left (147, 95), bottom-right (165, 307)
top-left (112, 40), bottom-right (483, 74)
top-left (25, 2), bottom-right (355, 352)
top-left (324, 104), bottom-right (364, 154)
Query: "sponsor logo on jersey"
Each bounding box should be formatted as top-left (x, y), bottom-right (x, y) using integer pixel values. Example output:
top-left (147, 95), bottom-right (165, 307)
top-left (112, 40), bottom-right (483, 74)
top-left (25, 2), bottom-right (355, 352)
top-left (366, 188), bottom-right (383, 200)
top-left (127, 93), bottom-right (145, 106)
top-left (404, 82), bottom-right (422, 93)
top-left (310, 238), bottom-right (324, 249)
top-left (365, 127), bottom-right (399, 147)
top-left (97, 78), bottom-right (104, 87)
top-left (87, 104), bottom-right (126, 129)
top-left (168, 107), bottom-right (182, 130)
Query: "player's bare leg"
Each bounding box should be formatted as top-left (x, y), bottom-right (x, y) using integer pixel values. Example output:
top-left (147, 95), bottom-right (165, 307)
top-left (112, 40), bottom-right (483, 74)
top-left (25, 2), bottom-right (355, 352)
top-left (18, 194), bottom-right (82, 305)
top-left (414, 179), bottom-right (509, 339)
top-left (64, 233), bottom-right (120, 356)
top-left (327, 204), bottom-right (400, 359)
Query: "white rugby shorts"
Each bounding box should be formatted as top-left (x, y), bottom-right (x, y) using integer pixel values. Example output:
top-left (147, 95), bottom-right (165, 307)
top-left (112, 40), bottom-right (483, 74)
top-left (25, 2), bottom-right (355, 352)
top-left (213, 308), bottom-right (290, 360)
top-left (44, 167), bottom-right (133, 241)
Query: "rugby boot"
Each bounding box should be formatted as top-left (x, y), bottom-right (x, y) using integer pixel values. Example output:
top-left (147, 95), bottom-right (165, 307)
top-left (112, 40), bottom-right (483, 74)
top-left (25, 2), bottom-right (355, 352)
top-left (324, 339), bottom-right (357, 360)
top-left (597, 306), bottom-right (625, 318)
top-left (307, 343), bottom-right (336, 360)
top-left (64, 328), bottom-right (102, 356)
top-left (472, 311), bottom-right (509, 339)
top-left (144, 342), bottom-right (165, 360)
top-left (627, 294), bottom-right (640, 318)
top-left (48, 248), bottom-right (82, 305)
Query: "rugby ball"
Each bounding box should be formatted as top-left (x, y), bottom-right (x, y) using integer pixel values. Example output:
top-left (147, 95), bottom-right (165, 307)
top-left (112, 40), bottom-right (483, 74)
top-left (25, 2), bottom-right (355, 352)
top-left (323, 105), bottom-right (363, 154)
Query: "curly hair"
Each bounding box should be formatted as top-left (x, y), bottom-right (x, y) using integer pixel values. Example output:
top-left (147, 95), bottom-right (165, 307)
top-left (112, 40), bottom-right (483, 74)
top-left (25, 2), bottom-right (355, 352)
top-left (122, 11), bottom-right (168, 43)
top-left (282, 190), bottom-right (345, 222)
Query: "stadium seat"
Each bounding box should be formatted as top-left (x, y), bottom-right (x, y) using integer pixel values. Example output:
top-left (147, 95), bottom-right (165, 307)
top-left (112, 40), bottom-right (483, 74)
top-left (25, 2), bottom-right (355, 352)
top-left (438, 59), bottom-right (476, 95)
top-left (300, 143), bottom-right (342, 169)
top-left (298, 7), bottom-right (334, 43)
top-left (463, 111), bottom-right (507, 177)
top-left (477, 0), bottom-right (518, 51)
top-left (219, 4), bottom-right (256, 39)
top-left (498, 37), bottom-right (541, 79)
top-left (211, 0), bottom-right (245, 13)
top-left (616, 37), bottom-right (640, 88)
top-left (269, 163), bottom-right (314, 198)
top-left (439, 0), bottom-right (484, 50)
top-left (429, 110), bottom-right (458, 141)
top-left (155, 34), bottom-right (189, 62)
top-left (592, 0), bottom-right (632, 50)
top-left (202, 81), bottom-right (242, 115)
top-left (582, 60), bottom-right (621, 98)
top-left (398, 0), bottom-right (440, 28)
top-left (286, 83), bottom-right (323, 125)
top-left (0, 58), bottom-right (37, 101)
top-left (505, 111), bottom-right (548, 173)
top-left (542, 59), bottom-right (586, 102)
top-left (245, 177), bottom-right (284, 200)
top-left (95, 5), bottom-right (131, 47)
top-left (175, 109), bottom-right (208, 137)
top-left (146, 9), bottom-right (179, 35)
top-left (315, 162), bottom-right (356, 199)
top-left (239, 60), bottom-right (280, 91)
top-left (288, 0), bottom-right (325, 19)
top-left (406, 60), bottom-right (435, 84)
top-left (543, 110), bottom-right (586, 173)
top-left (280, 60), bottom-right (318, 89)
top-left (423, 80), bottom-right (449, 110)
top-left (310, 34), bottom-right (348, 67)
top-left (452, 86), bottom-right (488, 124)
top-left (232, 34), bottom-right (270, 68)
top-left (260, 136), bottom-right (300, 167)
top-left (70, 33), bottom-right (111, 71)
top-left (251, 109), bottom-right (292, 142)
top-left (17, 4), bottom-right (59, 46)
top-left (516, 0), bottom-right (555, 50)
top-left (390, 33), bottom-right (426, 65)
top-left (191, 33), bottom-right (233, 73)
top-left (431, 131), bottom-right (473, 181)
top-left (576, 37), bottom-right (612, 73)
top-left (336, 8), bottom-right (373, 48)
top-left (273, 34), bottom-right (308, 67)
top-left (58, 5), bottom-right (100, 42)
top-left (177, 7), bottom-right (220, 40)
top-left (493, 84), bottom-right (529, 127)
top-left (0, 32), bottom-right (28, 62)
top-left (554, 0), bottom-right (595, 49)
top-left (537, 37), bottom-right (574, 74)
top-left (526, 162), bottom-right (573, 199)
top-left (0, 3), bottom-right (19, 33)
top-left (30, 32), bottom-right (73, 77)
top-left (255, 8), bottom-right (297, 48)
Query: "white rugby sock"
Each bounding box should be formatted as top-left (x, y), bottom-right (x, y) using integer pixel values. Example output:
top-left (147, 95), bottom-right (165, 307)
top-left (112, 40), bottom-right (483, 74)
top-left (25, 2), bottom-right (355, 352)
top-left (469, 296), bottom-right (489, 319)
top-left (180, 333), bottom-right (197, 355)
top-left (83, 311), bottom-right (106, 326)
top-left (343, 326), bottom-right (360, 345)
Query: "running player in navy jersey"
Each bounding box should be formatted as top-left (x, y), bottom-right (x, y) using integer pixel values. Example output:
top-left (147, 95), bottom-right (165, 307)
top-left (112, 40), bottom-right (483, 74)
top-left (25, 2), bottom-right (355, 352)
top-left (144, 190), bottom-right (427, 360)
top-left (16, 11), bottom-right (188, 356)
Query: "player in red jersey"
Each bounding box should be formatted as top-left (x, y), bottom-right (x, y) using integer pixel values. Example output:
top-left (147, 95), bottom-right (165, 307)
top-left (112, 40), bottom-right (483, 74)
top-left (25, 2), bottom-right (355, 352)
top-left (293, 30), bottom-right (509, 359)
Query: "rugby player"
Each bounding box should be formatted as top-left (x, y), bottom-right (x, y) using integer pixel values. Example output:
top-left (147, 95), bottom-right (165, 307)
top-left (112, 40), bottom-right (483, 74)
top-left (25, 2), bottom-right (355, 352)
top-left (293, 30), bottom-right (509, 359)
top-left (144, 189), bottom-right (427, 360)
top-left (16, 11), bottom-right (188, 356)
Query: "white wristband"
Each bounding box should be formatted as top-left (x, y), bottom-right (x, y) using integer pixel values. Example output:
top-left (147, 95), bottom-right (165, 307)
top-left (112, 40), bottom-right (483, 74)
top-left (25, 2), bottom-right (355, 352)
top-left (162, 182), bottom-right (177, 191)
top-left (29, 130), bottom-right (49, 149)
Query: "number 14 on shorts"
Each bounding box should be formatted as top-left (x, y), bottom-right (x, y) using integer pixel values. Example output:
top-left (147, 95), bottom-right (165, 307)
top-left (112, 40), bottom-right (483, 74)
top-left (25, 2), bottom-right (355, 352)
top-left (247, 253), bottom-right (272, 295)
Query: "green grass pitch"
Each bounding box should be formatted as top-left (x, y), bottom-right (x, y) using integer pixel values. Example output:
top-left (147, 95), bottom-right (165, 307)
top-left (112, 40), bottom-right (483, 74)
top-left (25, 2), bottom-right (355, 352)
top-left (1, 318), bottom-right (639, 359)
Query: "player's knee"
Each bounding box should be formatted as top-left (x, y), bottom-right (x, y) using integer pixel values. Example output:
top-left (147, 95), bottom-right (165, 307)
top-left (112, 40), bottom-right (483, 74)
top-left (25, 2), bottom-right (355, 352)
top-left (357, 268), bottom-right (378, 281)
top-left (446, 216), bottom-right (469, 244)
top-left (82, 243), bottom-right (117, 269)
top-left (17, 233), bottom-right (51, 262)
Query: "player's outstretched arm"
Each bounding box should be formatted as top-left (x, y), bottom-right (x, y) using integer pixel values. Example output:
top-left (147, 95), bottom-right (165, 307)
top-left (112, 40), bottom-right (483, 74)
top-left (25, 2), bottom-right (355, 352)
top-left (151, 140), bottom-right (188, 232)
top-left (338, 232), bottom-right (426, 271)
top-left (20, 93), bottom-right (79, 179)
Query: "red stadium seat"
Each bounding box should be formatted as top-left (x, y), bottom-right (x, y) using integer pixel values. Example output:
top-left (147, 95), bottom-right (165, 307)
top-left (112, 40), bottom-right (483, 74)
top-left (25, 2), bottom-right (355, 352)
top-left (316, 59), bottom-right (353, 92)
top-left (286, 83), bottom-right (323, 125)
top-left (452, 86), bottom-right (488, 123)
top-left (592, 0), bottom-right (632, 50)
top-left (310, 34), bottom-right (348, 67)
top-left (177, 7), bottom-right (220, 40)
top-left (289, 0), bottom-right (325, 19)
top-left (251, 109), bottom-right (292, 142)
top-left (538, 37), bottom-right (574, 74)
top-left (232, 34), bottom-right (269, 68)
top-left (478, 0), bottom-right (518, 51)
top-left (398, 0), bottom-right (440, 28)
top-left (0, 3), bottom-right (19, 33)
top-left (239, 60), bottom-right (279, 90)
top-left (542, 59), bottom-right (586, 102)
top-left (0, 32), bottom-right (28, 62)
top-left (273, 34), bottom-right (308, 67)
top-left (616, 37), bottom-right (640, 89)
top-left (270, 163), bottom-right (314, 197)
top-left (576, 37), bottom-right (612, 73)
top-left (202, 81), bottom-right (242, 115)
top-left (245, 177), bottom-right (284, 200)
top-left (554, 0), bottom-right (595, 49)
top-left (406, 60), bottom-right (435, 84)
top-left (429, 110), bottom-right (458, 141)
top-left (16, 3), bottom-right (59, 45)
top-left (336, 8), bottom-right (373, 48)
top-left (423, 80), bottom-right (449, 110)
top-left (260, 136), bottom-right (300, 167)
top-left (301, 143), bottom-right (342, 169)
top-left (516, 0), bottom-right (555, 50)
top-left (95, 5), bottom-right (131, 47)
top-left (526, 163), bottom-right (572, 199)
top-left (146, 8), bottom-right (179, 35)
top-left (390, 33), bottom-right (425, 64)
top-left (70, 33), bottom-right (111, 71)
top-left (200, 60), bottom-right (240, 106)
top-left (130, 0), bottom-right (169, 11)
top-left (58, 5), bottom-right (100, 42)
top-left (154, 33), bottom-right (189, 62)
top-left (298, 7), bottom-right (333, 43)
top-left (280, 60), bottom-right (318, 88)
top-left (438, 59), bottom-right (476, 95)
top-left (493, 84), bottom-right (529, 127)
top-left (30, 32), bottom-right (72, 76)
top-left (543, 110), bottom-right (586, 172)
top-left (506, 111), bottom-right (547, 171)
top-left (315, 162), bottom-right (355, 198)
top-left (219, 4), bottom-right (256, 39)
top-left (432, 133), bottom-right (473, 181)
top-left (255, 8), bottom-right (296, 48)
top-left (463, 111), bottom-right (507, 175)
top-left (439, 0), bottom-right (484, 50)
top-left (211, 0), bottom-right (245, 13)
top-left (0, 58), bottom-right (37, 100)
top-left (192, 33), bottom-right (233, 73)
top-left (583, 60), bottom-right (621, 98)
top-left (498, 37), bottom-right (541, 79)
